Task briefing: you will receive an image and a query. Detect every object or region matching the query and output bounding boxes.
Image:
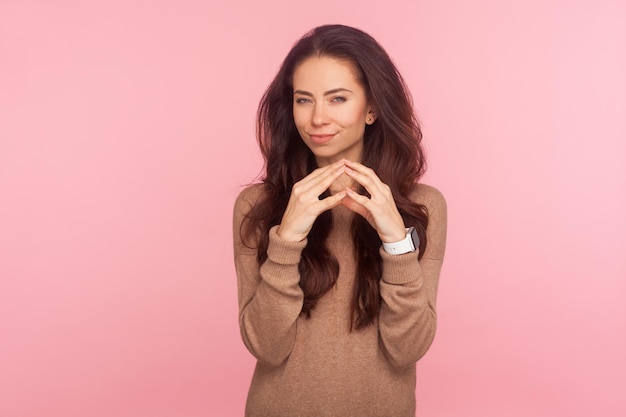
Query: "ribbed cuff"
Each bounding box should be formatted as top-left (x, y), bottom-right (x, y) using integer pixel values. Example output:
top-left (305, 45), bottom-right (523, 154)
top-left (266, 225), bottom-right (307, 265)
top-left (379, 247), bottom-right (422, 285)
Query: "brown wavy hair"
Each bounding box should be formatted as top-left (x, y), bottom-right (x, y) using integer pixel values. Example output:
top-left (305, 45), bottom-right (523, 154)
top-left (241, 24), bottom-right (428, 330)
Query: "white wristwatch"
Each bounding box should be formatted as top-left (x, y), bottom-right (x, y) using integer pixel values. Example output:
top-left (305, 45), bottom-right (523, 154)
top-left (382, 227), bottom-right (420, 255)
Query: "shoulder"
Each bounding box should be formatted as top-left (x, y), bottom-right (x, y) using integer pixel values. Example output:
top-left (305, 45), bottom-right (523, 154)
top-left (409, 183), bottom-right (447, 215)
top-left (409, 183), bottom-right (447, 259)
top-left (234, 183), bottom-right (267, 216)
top-left (235, 182), bottom-right (267, 204)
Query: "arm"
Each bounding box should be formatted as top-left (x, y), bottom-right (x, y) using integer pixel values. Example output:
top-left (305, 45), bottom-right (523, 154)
top-left (341, 162), bottom-right (447, 368)
top-left (233, 187), bottom-right (306, 367)
top-left (378, 185), bottom-right (447, 368)
top-left (233, 163), bottom-right (347, 366)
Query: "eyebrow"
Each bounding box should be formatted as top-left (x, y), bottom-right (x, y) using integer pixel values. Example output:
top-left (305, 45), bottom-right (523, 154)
top-left (293, 88), bottom-right (354, 96)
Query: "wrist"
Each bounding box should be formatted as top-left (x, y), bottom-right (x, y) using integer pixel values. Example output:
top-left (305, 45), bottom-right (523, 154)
top-left (382, 227), bottom-right (419, 255)
top-left (382, 229), bottom-right (407, 243)
top-left (276, 225), bottom-right (305, 242)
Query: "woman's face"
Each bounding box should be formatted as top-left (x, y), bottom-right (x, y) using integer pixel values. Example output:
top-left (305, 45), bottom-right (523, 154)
top-left (292, 55), bottom-right (375, 167)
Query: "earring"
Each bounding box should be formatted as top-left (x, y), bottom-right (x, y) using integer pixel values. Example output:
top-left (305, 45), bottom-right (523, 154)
top-left (367, 117), bottom-right (373, 124)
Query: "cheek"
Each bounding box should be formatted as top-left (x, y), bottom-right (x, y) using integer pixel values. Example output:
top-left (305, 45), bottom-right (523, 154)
top-left (292, 108), bottom-right (307, 129)
top-left (340, 104), bottom-right (368, 125)
top-left (338, 112), bottom-right (366, 129)
top-left (292, 112), bottom-right (308, 140)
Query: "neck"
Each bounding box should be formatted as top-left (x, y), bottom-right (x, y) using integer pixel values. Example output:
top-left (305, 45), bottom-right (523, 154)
top-left (328, 172), bottom-right (356, 195)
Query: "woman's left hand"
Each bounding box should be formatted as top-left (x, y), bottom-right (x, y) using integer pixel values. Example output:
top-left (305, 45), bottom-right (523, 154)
top-left (342, 160), bottom-right (407, 243)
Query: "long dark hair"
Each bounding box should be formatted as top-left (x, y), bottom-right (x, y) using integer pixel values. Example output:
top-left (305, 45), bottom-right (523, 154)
top-left (241, 24), bottom-right (428, 330)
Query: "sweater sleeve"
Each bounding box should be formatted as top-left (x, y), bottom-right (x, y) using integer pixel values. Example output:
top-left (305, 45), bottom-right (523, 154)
top-left (233, 186), bottom-right (306, 367)
top-left (378, 185), bottom-right (447, 368)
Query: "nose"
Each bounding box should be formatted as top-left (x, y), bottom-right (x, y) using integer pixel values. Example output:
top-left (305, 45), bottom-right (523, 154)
top-left (312, 102), bottom-right (329, 126)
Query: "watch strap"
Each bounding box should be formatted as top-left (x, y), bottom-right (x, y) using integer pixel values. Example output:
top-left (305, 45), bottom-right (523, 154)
top-left (382, 227), bottom-right (419, 255)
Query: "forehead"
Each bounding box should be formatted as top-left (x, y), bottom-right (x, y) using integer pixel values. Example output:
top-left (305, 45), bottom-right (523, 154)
top-left (292, 56), bottom-right (362, 91)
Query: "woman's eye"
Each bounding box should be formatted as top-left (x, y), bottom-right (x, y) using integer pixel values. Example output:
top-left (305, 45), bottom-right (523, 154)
top-left (331, 96), bottom-right (346, 103)
top-left (295, 98), bottom-right (312, 104)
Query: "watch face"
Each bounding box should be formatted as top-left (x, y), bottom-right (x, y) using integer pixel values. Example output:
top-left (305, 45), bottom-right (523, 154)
top-left (410, 227), bottom-right (420, 249)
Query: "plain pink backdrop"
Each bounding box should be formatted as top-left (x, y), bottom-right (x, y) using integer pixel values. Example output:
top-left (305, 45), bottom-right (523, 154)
top-left (1, 0), bottom-right (625, 416)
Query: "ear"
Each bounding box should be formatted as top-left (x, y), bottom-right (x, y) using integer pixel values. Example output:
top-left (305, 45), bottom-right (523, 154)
top-left (366, 109), bottom-right (377, 125)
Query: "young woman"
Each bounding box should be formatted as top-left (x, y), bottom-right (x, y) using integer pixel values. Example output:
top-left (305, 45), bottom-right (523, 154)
top-left (233, 24), bottom-right (447, 416)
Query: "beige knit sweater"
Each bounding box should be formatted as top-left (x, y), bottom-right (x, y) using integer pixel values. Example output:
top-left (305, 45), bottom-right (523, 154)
top-left (233, 183), bottom-right (447, 417)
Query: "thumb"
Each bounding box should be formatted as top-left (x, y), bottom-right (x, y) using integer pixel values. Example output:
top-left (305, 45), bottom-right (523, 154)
top-left (342, 196), bottom-right (369, 220)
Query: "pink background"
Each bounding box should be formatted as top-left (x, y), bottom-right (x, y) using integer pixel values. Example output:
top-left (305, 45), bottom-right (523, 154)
top-left (1, 0), bottom-right (625, 416)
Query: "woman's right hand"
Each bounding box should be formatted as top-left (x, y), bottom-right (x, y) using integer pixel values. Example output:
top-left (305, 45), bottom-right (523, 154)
top-left (276, 160), bottom-right (347, 242)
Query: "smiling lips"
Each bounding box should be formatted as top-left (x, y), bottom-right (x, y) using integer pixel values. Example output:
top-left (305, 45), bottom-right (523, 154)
top-left (309, 133), bottom-right (336, 144)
